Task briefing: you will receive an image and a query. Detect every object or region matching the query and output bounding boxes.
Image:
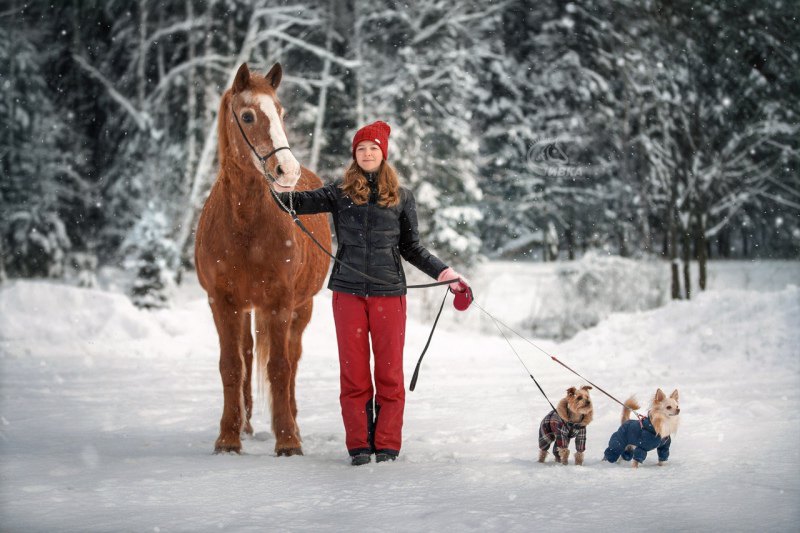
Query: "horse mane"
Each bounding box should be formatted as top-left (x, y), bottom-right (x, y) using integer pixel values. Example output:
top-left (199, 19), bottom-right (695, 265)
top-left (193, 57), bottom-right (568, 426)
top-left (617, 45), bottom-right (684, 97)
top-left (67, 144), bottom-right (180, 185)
top-left (217, 91), bottom-right (233, 168)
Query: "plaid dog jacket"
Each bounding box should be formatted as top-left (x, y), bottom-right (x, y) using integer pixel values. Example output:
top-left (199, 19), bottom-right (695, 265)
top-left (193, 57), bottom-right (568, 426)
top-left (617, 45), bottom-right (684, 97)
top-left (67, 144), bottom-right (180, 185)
top-left (538, 409), bottom-right (587, 455)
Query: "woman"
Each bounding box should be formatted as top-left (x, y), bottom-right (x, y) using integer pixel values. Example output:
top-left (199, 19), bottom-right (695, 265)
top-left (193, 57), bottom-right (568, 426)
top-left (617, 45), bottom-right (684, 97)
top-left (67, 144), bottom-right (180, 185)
top-left (272, 120), bottom-right (468, 465)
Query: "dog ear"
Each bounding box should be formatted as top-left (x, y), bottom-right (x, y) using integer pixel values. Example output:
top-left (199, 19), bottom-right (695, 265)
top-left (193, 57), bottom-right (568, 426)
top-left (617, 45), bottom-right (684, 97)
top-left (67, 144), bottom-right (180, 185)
top-left (567, 387), bottom-right (576, 397)
top-left (654, 388), bottom-right (666, 402)
top-left (670, 389), bottom-right (679, 401)
top-left (581, 385), bottom-right (593, 391)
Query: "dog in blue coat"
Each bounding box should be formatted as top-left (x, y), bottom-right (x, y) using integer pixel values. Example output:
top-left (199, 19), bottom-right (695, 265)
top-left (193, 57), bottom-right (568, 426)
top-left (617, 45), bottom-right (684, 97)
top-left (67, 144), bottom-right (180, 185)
top-left (603, 388), bottom-right (680, 468)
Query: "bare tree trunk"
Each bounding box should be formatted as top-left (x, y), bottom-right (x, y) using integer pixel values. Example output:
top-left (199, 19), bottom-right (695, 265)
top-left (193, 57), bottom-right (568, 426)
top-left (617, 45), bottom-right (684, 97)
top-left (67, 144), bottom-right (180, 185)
top-left (742, 228), bottom-right (749, 258)
top-left (184, 0), bottom-right (198, 194)
top-left (565, 226), bottom-right (575, 260)
top-left (309, 1), bottom-right (334, 172)
top-left (717, 227), bottom-right (731, 258)
top-left (681, 215), bottom-right (691, 300)
top-left (618, 225), bottom-right (629, 257)
top-left (137, 0), bottom-right (147, 108)
top-left (696, 210), bottom-right (708, 291)
top-left (0, 228), bottom-right (6, 284)
top-left (352, 0), bottom-right (366, 126)
top-left (156, 5), bottom-right (165, 80)
top-left (669, 191), bottom-right (681, 300)
top-left (543, 223), bottom-right (554, 262)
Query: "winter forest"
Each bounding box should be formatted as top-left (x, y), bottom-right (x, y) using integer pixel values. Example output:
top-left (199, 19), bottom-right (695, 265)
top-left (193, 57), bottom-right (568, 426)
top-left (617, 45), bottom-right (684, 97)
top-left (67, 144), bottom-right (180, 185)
top-left (2, 0), bottom-right (798, 307)
top-left (2, 2), bottom-right (800, 531)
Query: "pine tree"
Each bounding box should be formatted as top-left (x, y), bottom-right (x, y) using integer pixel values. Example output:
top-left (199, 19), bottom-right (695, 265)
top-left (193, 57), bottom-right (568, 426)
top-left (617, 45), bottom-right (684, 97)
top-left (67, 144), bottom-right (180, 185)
top-left (0, 16), bottom-right (87, 278)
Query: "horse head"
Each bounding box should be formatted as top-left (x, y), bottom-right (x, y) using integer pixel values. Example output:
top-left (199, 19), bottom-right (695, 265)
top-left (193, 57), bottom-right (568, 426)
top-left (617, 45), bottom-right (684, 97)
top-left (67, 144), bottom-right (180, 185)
top-left (221, 62), bottom-right (300, 191)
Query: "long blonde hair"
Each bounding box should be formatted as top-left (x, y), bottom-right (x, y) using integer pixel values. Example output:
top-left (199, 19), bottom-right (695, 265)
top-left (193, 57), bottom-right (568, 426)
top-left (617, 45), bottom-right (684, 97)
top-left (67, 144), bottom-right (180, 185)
top-left (340, 160), bottom-right (401, 207)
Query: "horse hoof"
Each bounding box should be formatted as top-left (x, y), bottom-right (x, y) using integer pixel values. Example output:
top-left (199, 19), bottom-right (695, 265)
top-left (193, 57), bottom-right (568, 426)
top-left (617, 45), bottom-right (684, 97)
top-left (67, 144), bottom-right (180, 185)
top-left (214, 446), bottom-right (242, 455)
top-left (276, 447), bottom-right (303, 457)
top-left (214, 437), bottom-right (242, 454)
top-left (242, 421), bottom-right (254, 436)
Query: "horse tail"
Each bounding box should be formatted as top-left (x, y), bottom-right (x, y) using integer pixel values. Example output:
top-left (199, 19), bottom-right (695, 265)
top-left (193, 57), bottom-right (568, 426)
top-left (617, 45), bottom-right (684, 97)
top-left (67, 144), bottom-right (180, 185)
top-left (621, 396), bottom-right (640, 425)
top-left (253, 310), bottom-right (272, 410)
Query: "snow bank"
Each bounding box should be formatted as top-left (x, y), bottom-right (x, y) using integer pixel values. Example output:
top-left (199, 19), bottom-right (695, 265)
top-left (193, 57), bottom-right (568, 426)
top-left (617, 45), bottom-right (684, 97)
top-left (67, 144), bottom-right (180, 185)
top-left (413, 252), bottom-right (667, 340)
top-left (0, 280), bottom-right (168, 347)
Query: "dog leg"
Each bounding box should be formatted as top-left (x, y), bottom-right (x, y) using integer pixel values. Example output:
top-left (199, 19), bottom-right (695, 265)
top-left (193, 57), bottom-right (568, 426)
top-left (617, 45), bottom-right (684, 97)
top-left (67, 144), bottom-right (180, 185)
top-left (574, 451), bottom-right (584, 466)
top-left (558, 448), bottom-right (570, 465)
top-left (538, 449), bottom-right (548, 463)
top-left (632, 460), bottom-right (639, 469)
top-left (657, 461), bottom-right (666, 466)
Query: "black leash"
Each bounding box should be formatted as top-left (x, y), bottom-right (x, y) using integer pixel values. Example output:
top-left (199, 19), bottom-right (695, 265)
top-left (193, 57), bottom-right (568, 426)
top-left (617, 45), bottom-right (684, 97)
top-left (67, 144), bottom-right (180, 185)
top-left (471, 299), bottom-right (644, 419)
top-left (487, 311), bottom-right (559, 414)
top-left (409, 289), bottom-right (450, 391)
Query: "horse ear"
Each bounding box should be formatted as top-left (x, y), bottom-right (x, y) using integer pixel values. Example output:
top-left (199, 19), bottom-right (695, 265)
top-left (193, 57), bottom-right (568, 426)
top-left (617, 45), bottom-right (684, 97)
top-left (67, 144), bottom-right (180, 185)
top-left (265, 62), bottom-right (282, 90)
top-left (233, 63), bottom-right (250, 94)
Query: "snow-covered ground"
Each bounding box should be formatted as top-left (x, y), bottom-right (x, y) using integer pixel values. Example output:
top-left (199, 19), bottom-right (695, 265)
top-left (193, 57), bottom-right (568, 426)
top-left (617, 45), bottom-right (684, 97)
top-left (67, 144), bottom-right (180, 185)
top-left (1, 260), bottom-right (798, 532)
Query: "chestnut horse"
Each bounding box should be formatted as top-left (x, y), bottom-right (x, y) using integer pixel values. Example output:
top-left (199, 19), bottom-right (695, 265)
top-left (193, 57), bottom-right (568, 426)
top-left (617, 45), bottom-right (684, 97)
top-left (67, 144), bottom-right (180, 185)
top-left (195, 63), bottom-right (331, 455)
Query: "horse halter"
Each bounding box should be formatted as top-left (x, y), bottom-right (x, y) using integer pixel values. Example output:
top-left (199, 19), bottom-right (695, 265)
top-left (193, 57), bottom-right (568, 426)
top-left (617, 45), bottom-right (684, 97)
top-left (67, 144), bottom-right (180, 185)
top-left (231, 104), bottom-right (292, 184)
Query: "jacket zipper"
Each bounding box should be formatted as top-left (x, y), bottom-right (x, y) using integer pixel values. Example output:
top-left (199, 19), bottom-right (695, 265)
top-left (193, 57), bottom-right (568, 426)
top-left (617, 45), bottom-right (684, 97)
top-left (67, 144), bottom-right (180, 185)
top-left (392, 246), bottom-right (402, 277)
top-left (334, 244), bottom-right (345, 274)
top-left (364, 184), bottom-right (374, 295)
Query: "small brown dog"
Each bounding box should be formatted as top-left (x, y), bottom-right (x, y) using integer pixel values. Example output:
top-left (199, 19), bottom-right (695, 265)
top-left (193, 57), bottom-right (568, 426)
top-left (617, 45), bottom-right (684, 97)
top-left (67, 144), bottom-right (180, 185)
top-left (538, 386), bottom-right (594, 465)
top-left (603, 388), bottom-right (680, 468)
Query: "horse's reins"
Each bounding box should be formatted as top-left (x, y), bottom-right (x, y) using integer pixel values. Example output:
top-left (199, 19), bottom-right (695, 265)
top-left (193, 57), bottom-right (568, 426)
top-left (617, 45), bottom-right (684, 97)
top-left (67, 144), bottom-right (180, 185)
top-left (232, 106), bottom-right (293, 189)
top-left (232, 108), bottom-right (640, 419)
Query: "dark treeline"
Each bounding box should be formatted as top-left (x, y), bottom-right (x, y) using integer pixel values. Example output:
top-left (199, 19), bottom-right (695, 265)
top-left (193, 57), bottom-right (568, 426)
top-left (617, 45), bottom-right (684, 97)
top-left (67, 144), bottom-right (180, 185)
top-left (1, 0), bottom-right (798, 305)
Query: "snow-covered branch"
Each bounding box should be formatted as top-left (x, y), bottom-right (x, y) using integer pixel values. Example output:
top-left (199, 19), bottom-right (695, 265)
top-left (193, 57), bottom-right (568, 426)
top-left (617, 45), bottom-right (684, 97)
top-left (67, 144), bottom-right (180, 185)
top-left (72, 54), bottom-right (152, 132)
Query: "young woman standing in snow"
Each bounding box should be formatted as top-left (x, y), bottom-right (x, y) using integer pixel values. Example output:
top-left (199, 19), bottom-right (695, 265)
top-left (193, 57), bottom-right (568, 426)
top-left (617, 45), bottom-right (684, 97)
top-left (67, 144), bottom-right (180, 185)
top-left (272, 121), bottom-right (468, 465)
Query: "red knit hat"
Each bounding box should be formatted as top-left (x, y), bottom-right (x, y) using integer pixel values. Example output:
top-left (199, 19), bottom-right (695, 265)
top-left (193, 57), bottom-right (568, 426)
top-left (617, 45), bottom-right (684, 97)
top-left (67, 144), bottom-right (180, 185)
top-left (352, 121), bottom-right (391, 160)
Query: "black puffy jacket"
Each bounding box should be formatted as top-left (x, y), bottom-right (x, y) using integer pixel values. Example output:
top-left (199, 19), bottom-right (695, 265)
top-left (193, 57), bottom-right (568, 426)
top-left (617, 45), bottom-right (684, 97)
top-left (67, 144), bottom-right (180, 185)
top-left (273, 173), bottom-right (448, 296)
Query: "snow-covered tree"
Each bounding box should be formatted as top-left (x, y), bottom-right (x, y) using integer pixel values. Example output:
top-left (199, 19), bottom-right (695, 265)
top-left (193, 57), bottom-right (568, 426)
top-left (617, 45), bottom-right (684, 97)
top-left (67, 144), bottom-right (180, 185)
top-left (122, 205), bottom-right (179, 309)
top-left (0, 18), bottom-right (88, 278)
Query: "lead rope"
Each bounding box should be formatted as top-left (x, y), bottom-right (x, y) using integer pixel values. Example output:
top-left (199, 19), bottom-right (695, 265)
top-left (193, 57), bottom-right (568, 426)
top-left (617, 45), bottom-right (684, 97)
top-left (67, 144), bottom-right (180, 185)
top-left (269, 185), bottom-right (458, 290)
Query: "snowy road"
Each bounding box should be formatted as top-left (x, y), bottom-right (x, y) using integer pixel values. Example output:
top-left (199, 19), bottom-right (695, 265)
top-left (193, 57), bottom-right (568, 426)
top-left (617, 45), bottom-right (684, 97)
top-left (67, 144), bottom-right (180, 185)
top-left (1, 261), bottom-right (798, 532)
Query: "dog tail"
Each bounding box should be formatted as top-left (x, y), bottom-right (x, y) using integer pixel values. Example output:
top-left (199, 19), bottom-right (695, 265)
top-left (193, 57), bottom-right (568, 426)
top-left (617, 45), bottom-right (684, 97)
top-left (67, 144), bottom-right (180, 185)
top-left (621, 396), bottom-right (640, 425)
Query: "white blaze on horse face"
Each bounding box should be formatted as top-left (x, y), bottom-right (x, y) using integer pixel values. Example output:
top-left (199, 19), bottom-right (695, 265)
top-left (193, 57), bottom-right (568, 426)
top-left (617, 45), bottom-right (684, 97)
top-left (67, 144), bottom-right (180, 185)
top-left (254, 93), bottom-right (301, 187)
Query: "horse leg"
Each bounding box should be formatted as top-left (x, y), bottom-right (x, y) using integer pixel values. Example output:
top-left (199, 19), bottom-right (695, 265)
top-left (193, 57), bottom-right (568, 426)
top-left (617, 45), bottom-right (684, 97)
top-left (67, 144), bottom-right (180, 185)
top-left (266, 305), bottom-right (303, 456)
top-left (210, 298), bottom-right (248, 453)
top-left (287, 299), bottom-right (313, 432)
top-left (241, 310), bottom-right (254, 436)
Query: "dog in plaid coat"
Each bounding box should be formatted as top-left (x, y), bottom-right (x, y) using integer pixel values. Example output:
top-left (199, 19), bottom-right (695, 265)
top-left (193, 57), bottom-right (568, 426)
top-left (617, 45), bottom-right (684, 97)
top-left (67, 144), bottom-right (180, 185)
top-left (538, 386), bottom-right (594, 465)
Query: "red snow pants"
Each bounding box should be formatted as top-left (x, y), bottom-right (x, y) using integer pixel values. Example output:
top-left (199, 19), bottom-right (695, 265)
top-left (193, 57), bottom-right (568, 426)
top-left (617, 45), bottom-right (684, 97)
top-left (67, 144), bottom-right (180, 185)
top-left (332, 291), bottom-right (407, 456)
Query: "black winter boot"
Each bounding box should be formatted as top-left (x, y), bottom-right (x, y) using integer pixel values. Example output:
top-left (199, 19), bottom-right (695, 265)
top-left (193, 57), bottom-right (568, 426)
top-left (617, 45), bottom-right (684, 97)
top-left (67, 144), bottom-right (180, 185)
top-left (351, 453), bottom-right (371, 466)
